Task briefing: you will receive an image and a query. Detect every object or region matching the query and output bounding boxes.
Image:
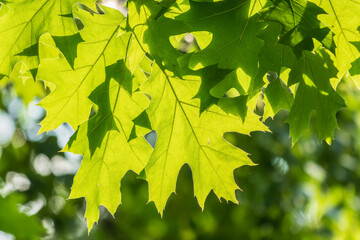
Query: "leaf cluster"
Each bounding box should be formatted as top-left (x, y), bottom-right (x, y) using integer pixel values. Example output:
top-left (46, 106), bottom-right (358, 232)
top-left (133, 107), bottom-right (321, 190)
top-left (1, 0), bottom-right (359, 231)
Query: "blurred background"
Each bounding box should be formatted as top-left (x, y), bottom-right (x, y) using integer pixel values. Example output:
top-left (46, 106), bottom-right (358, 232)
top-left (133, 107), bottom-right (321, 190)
top-left (1, 0), bottom-right (360, 239)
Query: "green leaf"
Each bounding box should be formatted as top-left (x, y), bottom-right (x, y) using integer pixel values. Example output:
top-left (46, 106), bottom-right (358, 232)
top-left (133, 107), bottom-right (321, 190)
top-left (176, 0), bottom-right (266, 74)
top-left (177, 54), bottom-right (233, 112)
top-left (256, 22), bottom-right (296, 78)
top-left (349, 40), bottom-right (360, 88)
top-left (64, 61), bottom-right (152, 231)
top-left (193, 65), bottom-right (233, 112)
top-left (36, 5), bottom-right (130, 133)
top-left (158, 0), bottom-right (270, 111)
top-left (286, 49), bottom-right (345, 145)
top-left (208, 21), bottom-right (297, 111)
top-left (0, 0), bottom-right (95, 77)
top-left (127, 0), bottom-right (189, 73)
top-left (0, 62), bottom-right (45, 104)
top-left (263, 77), bottom-right (294, 120)
top-left (140, 62), bottom-right (268, 213)
top-left (310, 0), bottom-right (360, 88)
top-left (261, 0), bottom-right (335, 56)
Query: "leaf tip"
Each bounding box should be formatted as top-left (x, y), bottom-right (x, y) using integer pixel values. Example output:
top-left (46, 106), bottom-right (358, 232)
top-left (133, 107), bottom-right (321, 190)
top-left (86, 220), bottom-right (96, 235)
top-left (37, 126), bottom-right (47, 135)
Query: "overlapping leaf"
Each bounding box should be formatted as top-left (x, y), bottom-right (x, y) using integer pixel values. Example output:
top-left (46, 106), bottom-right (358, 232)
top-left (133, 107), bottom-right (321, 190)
top-left (176, 0), bottom-right (266, 75)
top-left (0, 0), bottom-right (95, 77)
top-left (127, 0), bottom-right (189, 73)
top-left (0, 62), bottom-right (45, 104)
top-left (286, 49), bottom-right (345, 144)
top-left (261, 0), bottom-right (335, 56)
top-left (310, 0), bottom-right (360, 88)
top-left (64, 60), bottom-right (152, 231)
top-left (37, 5), bottom-right (130, 132)
top-left (210, 21), bottom-right (296, 111)
top-left (263, 77), bottom-right (294, 120)
top-left (140, 63), bottom-right (268, 212)
top-left (256, 22), bottom-right (296, 119)
top-left (350, 40), bottom-right (360, 82)
top-left (36, 5), bottom-right (156, 230)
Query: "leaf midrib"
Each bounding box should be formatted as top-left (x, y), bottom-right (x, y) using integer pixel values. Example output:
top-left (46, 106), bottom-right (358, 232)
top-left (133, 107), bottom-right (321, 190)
top-left (161, 68), bottom-right (234, 198)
